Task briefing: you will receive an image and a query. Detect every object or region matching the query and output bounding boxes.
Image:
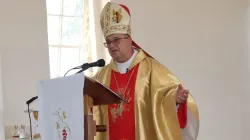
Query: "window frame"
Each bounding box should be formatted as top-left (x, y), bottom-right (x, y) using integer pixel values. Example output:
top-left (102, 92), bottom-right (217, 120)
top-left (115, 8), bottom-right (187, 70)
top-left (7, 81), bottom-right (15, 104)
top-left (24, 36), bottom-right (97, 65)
top-left (46, 0), bottom-right (93, 78)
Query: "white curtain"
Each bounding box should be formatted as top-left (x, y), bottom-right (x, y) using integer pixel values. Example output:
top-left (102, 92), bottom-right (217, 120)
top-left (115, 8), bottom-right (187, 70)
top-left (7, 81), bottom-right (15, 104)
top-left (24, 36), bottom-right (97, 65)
top-left (81, 0), bottom-right (97, 77)
top-left (90, 0), bottom-right (111, 75)
top-left (83, 0), bottom-right (111, 76)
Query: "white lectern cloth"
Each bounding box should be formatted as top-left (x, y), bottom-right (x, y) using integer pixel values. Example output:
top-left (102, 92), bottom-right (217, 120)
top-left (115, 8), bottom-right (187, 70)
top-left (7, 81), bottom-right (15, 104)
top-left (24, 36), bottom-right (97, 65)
top-left (38, 73), bottom-right (84, 140)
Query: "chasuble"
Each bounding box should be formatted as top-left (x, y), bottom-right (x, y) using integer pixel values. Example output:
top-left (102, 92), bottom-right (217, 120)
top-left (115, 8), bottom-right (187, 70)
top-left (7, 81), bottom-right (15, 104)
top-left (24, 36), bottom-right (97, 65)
top-left (93, 49), bottom-right (199, 140)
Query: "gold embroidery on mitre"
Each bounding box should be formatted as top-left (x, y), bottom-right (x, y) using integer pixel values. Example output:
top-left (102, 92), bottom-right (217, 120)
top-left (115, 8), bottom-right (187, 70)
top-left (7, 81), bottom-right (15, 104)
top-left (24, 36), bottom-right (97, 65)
top-left (105, 3), bottom-right (110, 28)
top-left (104, 25), bottom-right (131, 39)
top-left (100, 17), bottom-right (104, 30)
top-left (101, 2), bottom-right (131, 38)
top-left (100, 2), bottom-right (110, 35)
top-left (112, 8), bottom-right (122, 23)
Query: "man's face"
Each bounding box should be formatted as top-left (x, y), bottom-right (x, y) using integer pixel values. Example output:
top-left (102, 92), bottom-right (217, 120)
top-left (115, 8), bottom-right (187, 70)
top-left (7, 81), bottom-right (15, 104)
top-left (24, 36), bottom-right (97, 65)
top-left (104, 34), bottom-right (132, 62)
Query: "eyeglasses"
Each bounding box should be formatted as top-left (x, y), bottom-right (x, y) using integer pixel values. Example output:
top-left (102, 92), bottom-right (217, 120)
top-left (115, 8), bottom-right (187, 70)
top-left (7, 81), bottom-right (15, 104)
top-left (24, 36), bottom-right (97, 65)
top-left (103, 37), bottom-right (128, 48)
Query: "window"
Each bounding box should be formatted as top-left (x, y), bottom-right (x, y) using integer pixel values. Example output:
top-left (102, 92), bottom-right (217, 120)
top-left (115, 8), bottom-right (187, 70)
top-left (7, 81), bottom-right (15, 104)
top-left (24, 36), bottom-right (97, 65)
top-left (46, 0), bottom-right (94, 78)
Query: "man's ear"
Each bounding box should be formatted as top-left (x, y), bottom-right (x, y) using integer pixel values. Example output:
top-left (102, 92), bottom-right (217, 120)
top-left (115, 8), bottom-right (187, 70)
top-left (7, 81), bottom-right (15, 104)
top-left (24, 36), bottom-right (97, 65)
top-left (125, 34), bottom-right (131, 39)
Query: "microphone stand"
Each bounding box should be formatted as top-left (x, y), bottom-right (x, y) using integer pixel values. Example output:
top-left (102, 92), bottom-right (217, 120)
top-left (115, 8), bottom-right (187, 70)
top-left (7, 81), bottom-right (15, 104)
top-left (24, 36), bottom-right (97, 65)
top-left (64, 67), bottom-right (78, 77)
top-left (75, 69), bottom-right (84, 74)
top-left (65, 65), bottom-right (90, 76)
top-left (26, 97), bottom-right (38, 140)
top-left (27, 103), bottom-right (33, 140)
top-left (64, 59), bottom-right (105, 76)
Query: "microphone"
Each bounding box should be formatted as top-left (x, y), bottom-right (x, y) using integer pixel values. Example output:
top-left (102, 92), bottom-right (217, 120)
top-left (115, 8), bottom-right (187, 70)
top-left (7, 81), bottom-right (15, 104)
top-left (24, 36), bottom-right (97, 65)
top-left (76, 59), bottom-right (105, 69)
top-left (64, 59), bottom-right (106, 76)
top-left (26, 96), bottom-right (38, 104)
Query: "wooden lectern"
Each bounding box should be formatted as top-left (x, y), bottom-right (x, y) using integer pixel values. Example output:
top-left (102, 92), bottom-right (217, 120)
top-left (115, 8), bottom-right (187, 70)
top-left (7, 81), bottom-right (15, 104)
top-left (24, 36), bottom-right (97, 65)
top-left (83, 76), bottom-right (126, 140)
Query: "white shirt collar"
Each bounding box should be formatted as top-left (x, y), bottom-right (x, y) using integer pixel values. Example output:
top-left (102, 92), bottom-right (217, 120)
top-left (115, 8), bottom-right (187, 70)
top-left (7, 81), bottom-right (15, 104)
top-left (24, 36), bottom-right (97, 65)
top-left (115, 48), bottom-right (138, 74)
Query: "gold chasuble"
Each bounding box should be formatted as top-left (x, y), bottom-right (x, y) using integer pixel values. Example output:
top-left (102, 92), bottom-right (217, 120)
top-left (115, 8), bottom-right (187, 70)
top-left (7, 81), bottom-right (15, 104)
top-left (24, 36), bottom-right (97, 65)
top-left (93, 49), bottom-right (199, 140)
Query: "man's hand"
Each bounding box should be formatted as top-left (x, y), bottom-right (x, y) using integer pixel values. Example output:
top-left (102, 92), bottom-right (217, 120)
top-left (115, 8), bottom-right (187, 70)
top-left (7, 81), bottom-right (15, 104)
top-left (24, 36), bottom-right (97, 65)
top-left (176, 84), bottom-right (189, 104)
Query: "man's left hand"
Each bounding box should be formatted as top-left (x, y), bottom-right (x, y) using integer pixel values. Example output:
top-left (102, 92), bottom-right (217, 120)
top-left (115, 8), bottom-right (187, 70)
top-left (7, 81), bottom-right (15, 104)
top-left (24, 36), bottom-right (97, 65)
top-left (176, 84), bottom-right (189, 104)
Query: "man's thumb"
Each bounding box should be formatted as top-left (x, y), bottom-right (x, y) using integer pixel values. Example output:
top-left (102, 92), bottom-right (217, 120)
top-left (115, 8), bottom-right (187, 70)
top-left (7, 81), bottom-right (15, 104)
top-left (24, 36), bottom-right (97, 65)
top-left (178, 84), bottom-right (184, 90)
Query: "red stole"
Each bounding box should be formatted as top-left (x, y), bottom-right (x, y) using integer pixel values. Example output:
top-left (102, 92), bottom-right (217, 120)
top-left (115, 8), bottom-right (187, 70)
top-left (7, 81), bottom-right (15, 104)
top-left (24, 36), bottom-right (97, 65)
top-left (108, 64), bottom-right (187, 140)
top-left (108, 64), bottom-right (139, 140)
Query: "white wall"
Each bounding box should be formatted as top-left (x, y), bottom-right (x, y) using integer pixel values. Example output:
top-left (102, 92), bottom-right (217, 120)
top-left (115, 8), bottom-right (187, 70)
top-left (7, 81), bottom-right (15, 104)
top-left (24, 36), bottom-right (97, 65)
top-left (93, 0), bottom-right (111, 63)
top-left (111, 0), bottom-right (249, 140)
top-left (0, 54), bottom-right (5, 140)
top-left (0, 0), bottom-right (50, 127)
top-left (243, 0), bottom-right (250, 139)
